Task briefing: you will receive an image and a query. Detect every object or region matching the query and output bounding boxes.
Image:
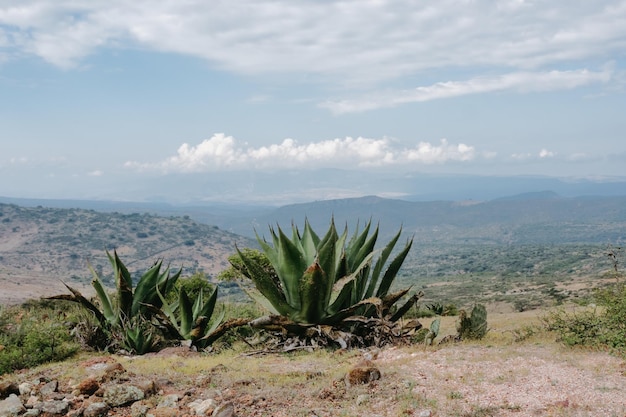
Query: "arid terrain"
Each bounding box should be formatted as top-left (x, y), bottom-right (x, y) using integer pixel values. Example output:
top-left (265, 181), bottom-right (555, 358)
top-left (2, 309), bottom-right (625, 417)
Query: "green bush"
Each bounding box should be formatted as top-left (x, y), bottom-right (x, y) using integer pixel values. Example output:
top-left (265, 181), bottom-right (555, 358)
top-left (544, 283), bottom-right (626, 352)
top-left (0, 301), bottom-right (80, 375)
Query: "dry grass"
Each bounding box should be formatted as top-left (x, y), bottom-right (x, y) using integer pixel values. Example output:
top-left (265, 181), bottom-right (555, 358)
top-left (4, 307), bottom-right (626, 417)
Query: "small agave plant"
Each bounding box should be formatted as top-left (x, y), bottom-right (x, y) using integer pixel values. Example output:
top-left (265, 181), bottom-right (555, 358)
top-left (50, 250), bottom-right (232, 353)
top-left (234, 219), bottom-right (423, 347)
top-left (154, 285), bottom-right (226, 349)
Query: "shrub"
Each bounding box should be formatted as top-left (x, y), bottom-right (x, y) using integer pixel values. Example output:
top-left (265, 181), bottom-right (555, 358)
top-left (0, 301), bottom-right (80, 375)
top-left (544, 283), bottom-right (626, 351)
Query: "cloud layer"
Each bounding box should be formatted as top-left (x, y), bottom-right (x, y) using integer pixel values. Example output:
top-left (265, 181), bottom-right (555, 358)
top-left (125, 134), bottom-right (477, 172)
top-left (1, 1), bottom-right (624, 83)
top-left (321, 68), bottom-right (613, 113)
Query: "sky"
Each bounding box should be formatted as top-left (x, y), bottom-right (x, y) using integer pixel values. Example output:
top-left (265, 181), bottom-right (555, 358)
top-left (1, 1), bottom-right (625, 204)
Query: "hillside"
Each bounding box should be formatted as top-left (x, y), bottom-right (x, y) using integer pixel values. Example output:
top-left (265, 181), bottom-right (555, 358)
top-left (1, 193), bottom-right (625, 308)
top-left (0, 203), bottom-right (255, 305)
top-left (208, 194), bottom-right (626, 244)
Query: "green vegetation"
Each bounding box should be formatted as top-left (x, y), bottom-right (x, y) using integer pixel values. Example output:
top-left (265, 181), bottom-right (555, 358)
top-left (233, 219), bottom-right (422, 347)
top-left (457, 304), bottom-right (488, 340)
top-left (544, 282), bottom-right (626, 352)
top-left (0, 300), bottom-right (80, 375)
top-left (49, 251), bottom-right (229, 353)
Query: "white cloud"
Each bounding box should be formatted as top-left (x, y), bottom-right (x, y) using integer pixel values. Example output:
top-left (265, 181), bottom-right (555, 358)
top-left (539, 149), bottom-right (555, 158)
top-left (87, 170), bottom-right (104, 176)
top-left (125, 133), bottom-right (477, 173)
top-left (1, 0), bottom-right (625, 84)
top-left (320, 69), bottom-right (612, 114)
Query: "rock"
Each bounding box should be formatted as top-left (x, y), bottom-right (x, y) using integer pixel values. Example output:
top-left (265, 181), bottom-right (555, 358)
top-left (39, 399), bottom-right (69, 415)
top-left (188, 398), bottom-right (215, 416)
top-left (18, 383), bottom-right (33, 396)
top-left (84, 402), bottom-right (110, 417)
top-left (103, 385), bottom-right (145, 407)
top-left (418, 411), bottom-right (432, 417)
top-left (23, 409), bottom-right (41, 416)
top-left (133, 379), bottom-right (156, 396)
top-left (25, 395), bottom-right (40, 408)
top-left (0, 394), bottom-right (25, 416)
top-left (101, 362), bottom-right (126, 381)
top-left (157, 394), bottom-right (179, 408)
top-left (0, 382), bottom-right (19, 399)
top-left (345, 360), bottom-right (381, 387)
top-left (130, 401), bottom-right (151, 417)
top-left (38, 380), bottom-right (58, 397)
top-left (76, 378), bottom-right (100, 396)
top-left (212, 401), bottom-right (236, 417)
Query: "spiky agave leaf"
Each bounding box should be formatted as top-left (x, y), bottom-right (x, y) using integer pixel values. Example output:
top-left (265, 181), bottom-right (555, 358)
top-left (375, 237), bottom-right (413, 298)
top-left (297, 261), bottom-right (327, 324)
top-left (107, 250), bottom-right (133, 321)
top-left (365, 227), bottom-right (402, 299)
top-left (235, 246), bottom-right (296, 317)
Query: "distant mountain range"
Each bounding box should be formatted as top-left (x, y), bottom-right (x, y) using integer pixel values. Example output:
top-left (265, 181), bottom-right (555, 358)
top-left (2, 190), bottom-right (625, 245)
top-left (2, 188), bottom-right (625, 305)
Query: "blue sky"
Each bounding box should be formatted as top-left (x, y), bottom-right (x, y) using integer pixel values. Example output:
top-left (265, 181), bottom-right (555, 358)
top-left (1, 1), bottom-right (625, 203)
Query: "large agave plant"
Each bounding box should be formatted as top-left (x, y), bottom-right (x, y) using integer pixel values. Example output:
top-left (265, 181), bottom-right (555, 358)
top-left (235, 219), bottom-right (422, 341)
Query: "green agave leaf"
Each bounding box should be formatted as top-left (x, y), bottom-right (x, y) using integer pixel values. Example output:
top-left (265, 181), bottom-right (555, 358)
top-left (327, 252), bottom-right (374, 315)
top-left (389, 291), bottom-right (423, 322)
top-left (300, 219), bottom-right (320, 264)
top-left (88, 263), bottom-right (117, 325)
top-left (325, 296), bottom-right (383, 324)
top-left (345, 220), bottom-right (372, 269)
top-left (274, 225), bottom-right (307, 309)
top-left (61, 281), bottom-right (108, 326)
top-left (155, 282), bottom-right (179, 332)
top-left (109, 250), bottom-right (133, 321)
top-left (317, 225), bottom-right (338, 307)
top-left (298, 261), bottom-right (328, 324)
top-left (240, 286), bottom-right (280, 315)
top-left (376, 238), bottom-right (413, 298)
top-left (132, 260), bottom-right (164, 316)
top-left (201, 309), bottom-right (226, 343)
top-left (179, 287), bottom-right (194, 337)
top-left (236, 246), bottom-right (295, 317)
top-left (198, 286), bottom-right (218, 321)
top-left (365, 227), bottom-right (401, 299)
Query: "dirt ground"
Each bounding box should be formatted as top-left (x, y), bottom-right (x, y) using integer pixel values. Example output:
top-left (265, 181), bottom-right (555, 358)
top-left (3, 309), bottom-right (626, 417)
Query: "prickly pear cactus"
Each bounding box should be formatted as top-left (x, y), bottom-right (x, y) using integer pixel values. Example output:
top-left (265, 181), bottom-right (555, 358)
top-left (424, 318), bottom-right (441, 345)
top-left (457, 304), bottom-right (488, 340)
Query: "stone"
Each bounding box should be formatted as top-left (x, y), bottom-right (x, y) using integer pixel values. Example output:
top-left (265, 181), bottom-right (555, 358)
top-left (418, 411), bottom-right (432, 417)
top-left (130, 401), bottom-right (151, 417)
top-left (39, 399), bottom-right (69, 415)
top-left (157, 394), bottom-right (179, 408)
top-left (212, 401), bottom-right (236, 417)
top-left (103, 385), bottom-right (144, 407)
top-left (25, 395), bottom-right (40, 408)
top-left (38, 380), bottom-right (58, 397)
top-left (0, 382), bottom-right (19, 399)
top-left (345, 360), bottom-right (381, 387)
top-left (76, 378), bottom-right (100, 396)
top-left (84, 401), bottom-right (110, 417)
top-left (23, 410), bottom-right (41, 416)
top-left (18, 383), bottom-right (33, 396)
top-left (188, 398), bottom-right (215, 416)
top-left (0, 394), bottom-right (25, 416)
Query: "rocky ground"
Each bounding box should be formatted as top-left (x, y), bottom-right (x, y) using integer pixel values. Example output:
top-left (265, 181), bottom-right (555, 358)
top-left (1, 325), bottom-right (626, 417)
